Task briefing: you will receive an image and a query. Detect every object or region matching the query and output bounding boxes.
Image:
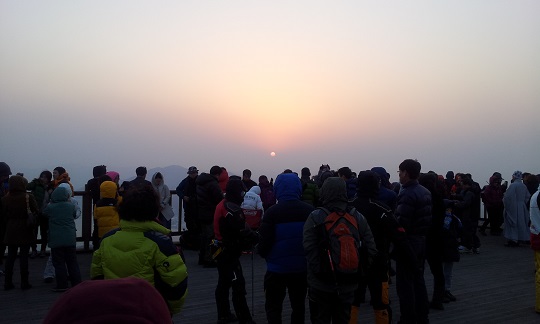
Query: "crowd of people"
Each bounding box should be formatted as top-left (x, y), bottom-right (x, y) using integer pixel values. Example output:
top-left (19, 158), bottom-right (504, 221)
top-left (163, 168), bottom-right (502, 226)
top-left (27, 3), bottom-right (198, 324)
top-left (1, 160), bottom-right (539, 323)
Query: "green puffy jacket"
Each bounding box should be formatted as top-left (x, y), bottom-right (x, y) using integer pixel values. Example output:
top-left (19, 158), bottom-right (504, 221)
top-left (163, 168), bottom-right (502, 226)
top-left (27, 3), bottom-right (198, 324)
top-left (91, 219), bottom-right (188, 314)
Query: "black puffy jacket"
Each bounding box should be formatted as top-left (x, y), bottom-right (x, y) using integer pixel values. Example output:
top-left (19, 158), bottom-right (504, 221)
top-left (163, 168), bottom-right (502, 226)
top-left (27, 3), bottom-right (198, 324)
top-left (395, 180), bottom-right (432, 236)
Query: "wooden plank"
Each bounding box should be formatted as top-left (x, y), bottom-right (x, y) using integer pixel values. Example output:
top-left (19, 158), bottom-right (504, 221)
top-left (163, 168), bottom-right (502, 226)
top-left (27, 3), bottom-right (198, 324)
top-left (0, 234), bottom-right (538, 323)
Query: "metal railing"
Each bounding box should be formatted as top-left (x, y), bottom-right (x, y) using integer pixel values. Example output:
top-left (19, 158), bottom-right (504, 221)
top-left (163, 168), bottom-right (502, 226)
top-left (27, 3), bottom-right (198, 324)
top-left (73, 189), bottom-right (182, 251)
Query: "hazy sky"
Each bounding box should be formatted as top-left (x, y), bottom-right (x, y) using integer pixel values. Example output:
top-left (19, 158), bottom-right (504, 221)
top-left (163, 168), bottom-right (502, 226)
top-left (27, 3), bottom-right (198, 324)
top-left (1, 1), bottom-right (539, 186)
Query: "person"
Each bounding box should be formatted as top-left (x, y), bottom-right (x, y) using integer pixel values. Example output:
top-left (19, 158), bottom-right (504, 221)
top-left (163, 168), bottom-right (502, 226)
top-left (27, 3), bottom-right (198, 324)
top-left (257, 173), bottom-right (315, 324)
top-left (444, 171), bottom-right (456, 199)
top-left (213, 178), bottom-right (258, 324)
top-left (300, 167), bottom-right (319, 206)
top-left (480, 174), bottom-right (505, 236)
top-left (0, 162), bottom-right (12, 271)
top-left (454, 177), bottom-right (481, 254)
top-left (152, 172), bottom-right (173, 229)
top-left (85, 165), bottom-right (107, 250)
top-left (259, 175), bottom-right (276, 211)
top-left (218, 167), bottom-right (229, 193)
top-left (196, 165), bottom-right (223, 267)
top-left (52, 166), bottom-right (75, 195)
top-left (87, 165), bottom-right (107, 204)
top-left (529, 185), bottom-right (540, 314)
top-left (176, 166), bottom-right (200, 249)
top-left (241, 183), bottom-right (264, 215)
top-left (91, 185), bottom-right (188, 315)
top-left (394, 159), bottom-right (432, 324)
top-left (337, 167), bottom-right (357, 201)
top-left (43, 184), bottom-right (82, 292)
top-left (128, 166), bottom-right (152, 190)
top-left (43, 277), bottom-right (174, 324)
top-left (26, 170), bottom-right (53, 258)
top-left (1, 175), bottom-right (39, 290)
top-left (370, 167), bottom-right (398, 211)
top-left (419, 172), bottom-right (448, 310)
top-left (242, 169), bottom-right (258, 192)
top-left (93, 181), bottom-right (120, 240)
top-left (315, 164), bottom-right (333, 188)
top-left (350, 170), bottom-right (406, 323)
top-left (503, 171), bottom-right (531, 247)
top-left (303, 177), bottom-right (377, 324)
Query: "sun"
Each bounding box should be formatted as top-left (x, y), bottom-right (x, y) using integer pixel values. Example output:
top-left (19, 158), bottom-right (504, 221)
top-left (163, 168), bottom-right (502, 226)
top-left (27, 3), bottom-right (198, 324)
top-left (270, 152), bottom-right (276, 157)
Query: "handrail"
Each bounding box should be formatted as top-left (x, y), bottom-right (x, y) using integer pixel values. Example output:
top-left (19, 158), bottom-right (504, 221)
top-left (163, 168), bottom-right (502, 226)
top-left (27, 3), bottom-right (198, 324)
top-left (74, 188), bottom-right (183, 251)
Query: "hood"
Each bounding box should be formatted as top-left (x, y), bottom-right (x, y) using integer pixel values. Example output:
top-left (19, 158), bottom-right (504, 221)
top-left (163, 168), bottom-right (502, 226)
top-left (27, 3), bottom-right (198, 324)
top-left (151, 172), bottom-right (164, 186)
top-left (371, 167), bottom-right (390, 187)
top-left (8, 175), bottom-right (27, 194)
top-left (247, 186), bottom-right (261, 195)
top-left (106, 171), bottom-right (119, 183)
top-left (196, 172), bottom-right (217, 186)
top-left (320, 177), bottom-right (348, 211)
top-left (357, 171), bottom-right (379, 199)
top-left (51, 186), bottom-right (71, 203)
top-left (58, 183), bottom-right (73, 197)
top-left (218, 169), bottom-right (229, 192)
top-left (274, 173), bottom-right (302, 201)
top-left (100, 181), bottom-right (118, 199)
top-left (258, 177), bottom-right (271, 189)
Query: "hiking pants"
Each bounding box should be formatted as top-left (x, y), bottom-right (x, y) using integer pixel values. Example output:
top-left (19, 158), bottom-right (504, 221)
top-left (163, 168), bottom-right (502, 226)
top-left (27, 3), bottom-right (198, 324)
top-left (215, 254), bottom-right (252, 323)
top-left (51, 246), bottom-right (81, 289)
top-left (264, 271), bottom-right (307, 324)
top-left (396, 236), bottom-right (429, 324)
top-left (308, 288), bottom-right (354, 324)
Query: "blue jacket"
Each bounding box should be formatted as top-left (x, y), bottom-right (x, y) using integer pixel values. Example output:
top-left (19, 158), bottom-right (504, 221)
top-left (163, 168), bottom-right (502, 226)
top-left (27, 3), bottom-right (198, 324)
top-left (258, 173), bottom-right (314, 273)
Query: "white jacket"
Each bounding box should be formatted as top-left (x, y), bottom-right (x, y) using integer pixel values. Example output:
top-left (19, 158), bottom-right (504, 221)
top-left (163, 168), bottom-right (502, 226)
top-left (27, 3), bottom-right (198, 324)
top-left (241, 186), bottom-right (264, 212)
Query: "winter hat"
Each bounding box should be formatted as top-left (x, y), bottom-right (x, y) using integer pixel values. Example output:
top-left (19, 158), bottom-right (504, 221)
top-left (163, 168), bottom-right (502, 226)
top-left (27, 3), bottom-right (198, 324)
top-left (301, 167), bottom-right (311, 177)
top-left (492, 172), bottom-right (504, 180)
top-left (371, 167), bottom-right (390, 187)
top-left (43, 277), bottom-right (172, 324)
top-left (357, 170), bottom-right (380, 199)
top-left (0, 162), bottom-right (11, 177)
top-left (512, 170), bottom-right (523, 180)
top-left (106, 171), bottom-right (120, 183)
top-left (187, 166), bottom-right (199, 174)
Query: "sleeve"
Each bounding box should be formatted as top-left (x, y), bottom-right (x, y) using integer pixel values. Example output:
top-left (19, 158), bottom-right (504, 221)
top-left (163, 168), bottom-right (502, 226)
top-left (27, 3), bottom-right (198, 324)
top-left (28, 194), bottom-right (39, 214)
top-left (257, 212), bottom-right (275, 257)
top-left (303, 211), bottom-right (321, 273)
top-left (356, 212), bottom-right (377, 257)
top-left (256, 196), bottom-right (264, 212)
top-left (153, 239), bottom-right (189, 314)
top-left (176, 178), bottom-right (187, 198)
top-left (162, 185), bottom-right (171, 206)
top-left (90, 249), bottom-right (104, 279)
top-left (395, 192), bottom-right (415, 230)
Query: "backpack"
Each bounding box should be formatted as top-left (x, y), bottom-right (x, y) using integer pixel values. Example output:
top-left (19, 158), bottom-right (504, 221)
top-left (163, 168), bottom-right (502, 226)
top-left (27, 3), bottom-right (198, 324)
top-left (315, 207), bottom-right (362, 283)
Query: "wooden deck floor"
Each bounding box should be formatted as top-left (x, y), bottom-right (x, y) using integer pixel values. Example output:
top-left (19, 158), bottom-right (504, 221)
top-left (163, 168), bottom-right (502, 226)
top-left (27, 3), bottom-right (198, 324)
top-left (0, 232), bottom-right (539, 323)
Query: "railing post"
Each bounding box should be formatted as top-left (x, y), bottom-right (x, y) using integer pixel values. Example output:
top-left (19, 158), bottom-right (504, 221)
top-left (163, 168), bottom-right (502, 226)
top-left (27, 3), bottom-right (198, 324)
top-left (81, 185), bottom-right (92, 251)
